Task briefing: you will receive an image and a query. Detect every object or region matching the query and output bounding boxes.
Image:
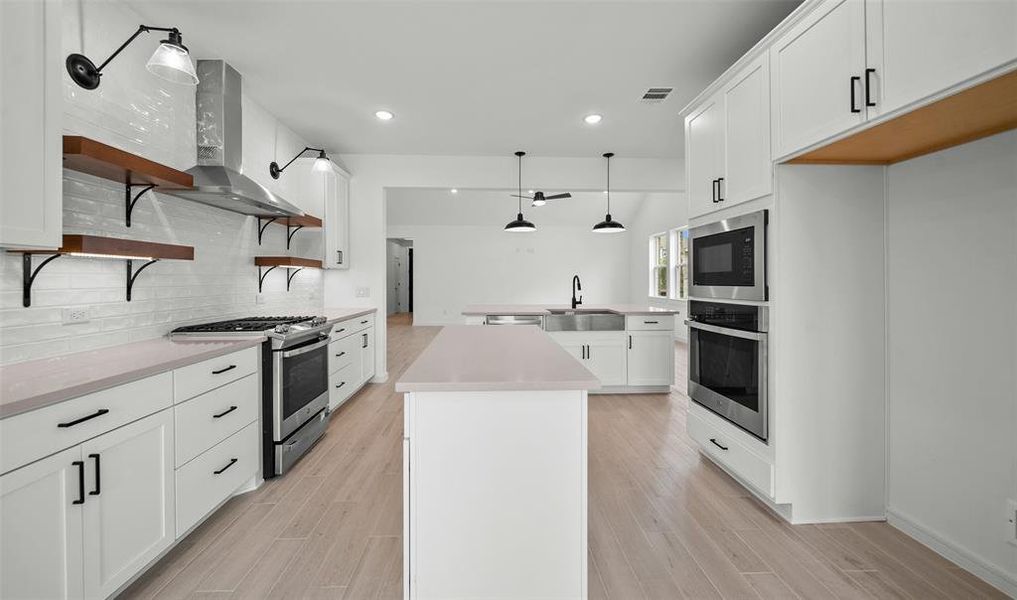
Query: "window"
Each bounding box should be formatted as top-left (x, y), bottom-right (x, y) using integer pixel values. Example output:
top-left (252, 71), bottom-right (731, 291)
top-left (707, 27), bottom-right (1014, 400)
top-left (648, 227), bottom-right (689, 300)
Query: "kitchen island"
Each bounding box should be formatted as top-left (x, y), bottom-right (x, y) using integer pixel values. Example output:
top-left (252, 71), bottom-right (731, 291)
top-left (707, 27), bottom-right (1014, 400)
top-left (396, 325), bottom-right (599, 599)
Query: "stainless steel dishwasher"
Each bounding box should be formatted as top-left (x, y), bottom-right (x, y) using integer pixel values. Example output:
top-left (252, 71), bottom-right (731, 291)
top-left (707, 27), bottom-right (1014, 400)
top-left (484, 314), bottom-right (545, 328)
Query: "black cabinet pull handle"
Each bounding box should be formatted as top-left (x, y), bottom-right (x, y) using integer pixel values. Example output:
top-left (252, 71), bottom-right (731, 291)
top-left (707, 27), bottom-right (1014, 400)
top-left (88, 453), bottom-right (101, 496)
top-left (211, 364), bottom-right (237, 375)
top-left (335, 328), bottom-right (346, 334)
top-left (711, 178), bottom-right (719, 203)
top-left (717, 177), bottom-right (724, 202)
top-left (335, 351), bottom-right (346, 358)
top-left (644, 320), bottom-right (659, 324)
top-left (337, 250), bottom-right (344, 264)
top-left (72, 461), bottom-right (85, 504)
top-left (213, 458), bottom-right (238, 475)
top-left (336, 381), bottom-right (346, 389)
top-left (850, 76), bottom-right (861, 113)
top-left (58, 409), bottom-right (109, 428)
top-left (360, 320), bottom-right (369, 324)
top-left (864, 68), bottom-right (876, 107)
top-left (629, 336), bottom-right (633, 350)
top-left (709, 438), bottom-right (729, 451)
top-left (362, 334), bottom-right (368, 349)
top-left (213, 405), bottom-right (238, 419)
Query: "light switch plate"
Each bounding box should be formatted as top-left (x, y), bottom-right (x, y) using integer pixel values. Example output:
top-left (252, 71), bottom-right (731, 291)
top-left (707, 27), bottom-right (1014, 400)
top-left (61, 307), bottom-right (90, 325)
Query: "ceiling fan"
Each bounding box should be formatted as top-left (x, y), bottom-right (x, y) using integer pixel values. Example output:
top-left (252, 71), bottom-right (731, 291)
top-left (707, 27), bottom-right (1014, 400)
top-left (510, 190), bottom-right (572, 207)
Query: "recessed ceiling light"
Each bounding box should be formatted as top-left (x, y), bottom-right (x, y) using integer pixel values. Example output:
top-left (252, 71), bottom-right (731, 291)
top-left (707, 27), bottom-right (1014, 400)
top-left (450, 188), bottom-right (458, 194)
top-left (375, 110), bottom-right (394, 121)
top-left (584, 114), bottom-right (603, 125)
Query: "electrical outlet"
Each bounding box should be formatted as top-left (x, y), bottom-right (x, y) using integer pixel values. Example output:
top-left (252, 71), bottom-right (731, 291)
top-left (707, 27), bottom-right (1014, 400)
top-left (356, 287), bottom-right (370, 298)
top-left (1007, 499), bottom-right (1017, 546)
top-left (61, 307), bottom-right (90, 325)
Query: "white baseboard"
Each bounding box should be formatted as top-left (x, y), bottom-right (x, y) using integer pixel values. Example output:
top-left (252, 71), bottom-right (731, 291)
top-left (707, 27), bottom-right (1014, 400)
top-left (887, 509), bottom-right (1017, 598)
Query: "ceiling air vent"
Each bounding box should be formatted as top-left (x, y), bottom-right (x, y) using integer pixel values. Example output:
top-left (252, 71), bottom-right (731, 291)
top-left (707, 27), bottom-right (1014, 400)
top-left (641, 87), bottom-right (674, 104)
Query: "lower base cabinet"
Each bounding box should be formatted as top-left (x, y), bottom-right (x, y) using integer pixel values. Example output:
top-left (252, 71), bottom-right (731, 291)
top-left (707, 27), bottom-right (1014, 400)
top-left (547, 332), bottom-right (628, 387)
top-left (0, 409), bottom-right (175, 600)
top-left (627, 331), bottom-right (675, 386)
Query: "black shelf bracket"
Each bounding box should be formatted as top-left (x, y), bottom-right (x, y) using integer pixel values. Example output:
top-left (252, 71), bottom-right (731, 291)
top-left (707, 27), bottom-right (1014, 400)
top-left (257, 217), bottom-right (278, 245)
top-left (286, 224), bottom-right (304, 250)
top-left (22, 253), bottom-right (62, 307)
top-left (126, 259), bottom-right (160, 301)
top-left (258, 265), bottom-right (278, 293)
top-left (125, 183), bottom-right (157, 227)
top-left (286, 268), bottom-right (303, 291)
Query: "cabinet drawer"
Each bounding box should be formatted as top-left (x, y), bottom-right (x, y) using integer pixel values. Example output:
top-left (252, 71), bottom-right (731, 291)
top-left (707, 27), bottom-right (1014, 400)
top-left (328, 335), bottom-right (358, 374)
top-left (175, 420), bottom-right (259, 535)
top-left (329, 363), bottom-right (357, 412)
top-left (174, 374), bottom-right (259, 467)
top-left (625, 315), bottom-right (675, 331)
top-left (329, 314), bottom-right (374, 341)
top-left (173, 347), bottom-right (259, 403)
top-left (687, 411), bottom-right (773, 497)
top-left (0, 372), bottom-right (172, 475)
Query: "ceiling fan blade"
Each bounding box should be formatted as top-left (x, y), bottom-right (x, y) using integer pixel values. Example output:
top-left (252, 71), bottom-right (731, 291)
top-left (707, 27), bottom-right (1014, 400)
top-left (510, 194), bottom-right (534, 199)
top-left (544, 193), bottom-right (572, 200)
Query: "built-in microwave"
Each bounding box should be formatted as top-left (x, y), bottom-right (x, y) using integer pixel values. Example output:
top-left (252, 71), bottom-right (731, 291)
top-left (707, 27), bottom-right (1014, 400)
top-left (689, 209), bottom-right (767, 301)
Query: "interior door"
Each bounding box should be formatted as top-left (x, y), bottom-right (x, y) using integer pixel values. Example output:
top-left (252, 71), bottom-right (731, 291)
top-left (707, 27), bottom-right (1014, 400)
top-left (867, 0), bottom-right (1017, 116)
top-left (771, 0), bottom-right (867, 157)
top-left (724, 54), bottom-right (772, 205)
top-left (81, 410), bottom-right (175, 599)
top-left (627, 331), bottom-right (674, 387)
top-left (0, 446), bottom-right (84, 600)
top-left (686, 96), bottom-right (724, 219)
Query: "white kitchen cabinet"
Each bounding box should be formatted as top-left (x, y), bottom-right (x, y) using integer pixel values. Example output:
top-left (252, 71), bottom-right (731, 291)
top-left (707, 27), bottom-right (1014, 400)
top-left (627, 331), bottom-right (674, 387)
top-left (723, 54), bottom-right (772, 205)
top-left (358, 326), bottom-right (376, 385)
top-left (686, 96), bottom-right (725, 219)
top-left (548, 332), bottom-right (628, 387)
top-left (81, 410), bottom-right (175, 599)
top-left (771, 0), bottom-right (868, 157)
top-left (867, 0), bottom-right (1017, 117)
top-left (0, 0), bottom-right (62, 249)
top-left (0, 446), bottom-right (85, 600)
top-left (323, 165), bottom-right (351, 269)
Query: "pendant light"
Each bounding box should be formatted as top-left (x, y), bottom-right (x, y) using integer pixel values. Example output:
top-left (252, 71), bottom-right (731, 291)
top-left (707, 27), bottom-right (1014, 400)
top-left (505, 151), bottom-right (536, 233)
top-left (593, 152), bottom-right (625, 233)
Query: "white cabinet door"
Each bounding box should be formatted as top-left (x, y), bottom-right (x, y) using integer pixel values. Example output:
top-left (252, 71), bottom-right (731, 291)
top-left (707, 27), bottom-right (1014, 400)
top-left (323, 167), bottom-right (351, 269)
top-left (627, 331), bottom-right (674, 387)
top-left (771, 0), bottom-right (867, 158)
top-left (0, 446), bottom-right (85, 600)
top-left (81, 410), bottom-right (175, 599)
top-left (0, 0), bottom-right (62, 249)
top-left (867, 0), bottom-right (1017, 117)
top-left (723, 54), bottom-right (772, 205)
top-left (585, 334), bottom-right (628, 387)
top-left (359, 326), bottom-right (376, 384)
top-left (685, 96), bottom-right (725, 219)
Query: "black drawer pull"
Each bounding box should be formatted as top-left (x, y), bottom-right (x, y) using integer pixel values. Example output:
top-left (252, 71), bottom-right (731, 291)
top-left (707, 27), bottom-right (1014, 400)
top-left (213, 458), bottom-right (238, 475)
top-left (709, 438), bottom-right (729, 451)
top-left (717, 177), bottom-right (724, 202)
top-left (211, 364), bottom-right (237, 375)
top-left (850, 75), bottom-right (861, 113)
top-left (58, 409), bottom-right (109, 428)
top-left (712, 178), bottom-right (719, 203)
top-left (89, 453), bottom-right (101, 496)
top-left (360, 320), bottom-right (369, 324)
top-left (864, 68), bottom-right (876, 107)
top-left (335, 328), bottom-right (346, 334)
top-left (72, 460), bottom-right (85, 505)
top-left (213, 405), bottom-right (238, 419)
top-left (644, 320), bottom-right (659, 324)
top-left (335, 381), bottom-right (346, 389)
top-left (335, 351), bottom-right (346, 358)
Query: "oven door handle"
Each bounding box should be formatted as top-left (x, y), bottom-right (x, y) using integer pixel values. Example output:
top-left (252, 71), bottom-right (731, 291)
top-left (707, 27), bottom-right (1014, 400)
top-left (686, 320), bottom-right (768, 342)
top-left (281, 336), bottom-right (329, 358)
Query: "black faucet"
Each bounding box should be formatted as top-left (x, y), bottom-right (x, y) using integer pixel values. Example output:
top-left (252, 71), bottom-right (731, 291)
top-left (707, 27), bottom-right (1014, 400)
top-left (571, 275), bottom-right (582, 309)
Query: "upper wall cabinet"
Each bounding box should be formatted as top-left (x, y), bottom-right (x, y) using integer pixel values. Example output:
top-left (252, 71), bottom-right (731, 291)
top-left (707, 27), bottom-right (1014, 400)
top-left (867, 0), bottom-right (1017, 117)
top-left (323, 164), bottom-right (351, 269)
top-left (686, 54), bottom-right (773, 220)
top-left (0, 0), bottom-right (62, 249)
top-left (771, 0), bottom-right (868, 159)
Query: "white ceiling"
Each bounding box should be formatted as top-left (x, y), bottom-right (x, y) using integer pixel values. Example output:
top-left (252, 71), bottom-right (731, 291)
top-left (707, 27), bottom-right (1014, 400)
top-left (127, 0), bottom-right (800, 158)
top-left (386, 187), bottom-right (658, 227)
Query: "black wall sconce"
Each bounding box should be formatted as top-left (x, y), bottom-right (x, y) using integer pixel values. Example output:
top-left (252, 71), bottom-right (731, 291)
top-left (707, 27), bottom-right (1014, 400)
top-left (270, 147), bottom-right (331, 179)
top-left (66, 25), bottom-right (198, 90)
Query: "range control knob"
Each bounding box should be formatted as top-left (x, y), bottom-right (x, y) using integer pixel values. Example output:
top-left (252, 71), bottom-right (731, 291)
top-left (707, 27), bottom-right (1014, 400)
top-left (274, 324), bottom-right (291, 334)
top-left (311, 316), bottom-right (327, 326)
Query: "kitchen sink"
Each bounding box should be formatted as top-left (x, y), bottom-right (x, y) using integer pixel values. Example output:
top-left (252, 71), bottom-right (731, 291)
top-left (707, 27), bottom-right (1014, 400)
top-left (543, 311), bottom-right (624, 332)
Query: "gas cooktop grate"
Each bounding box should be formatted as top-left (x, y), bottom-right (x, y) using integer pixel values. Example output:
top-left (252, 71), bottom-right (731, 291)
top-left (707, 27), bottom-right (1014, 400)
top-left (172, 316), bottom-right (315, 333)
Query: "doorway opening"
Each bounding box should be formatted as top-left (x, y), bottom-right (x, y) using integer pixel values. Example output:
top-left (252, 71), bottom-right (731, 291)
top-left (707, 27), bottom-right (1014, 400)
top-left (386, 238), bottom-right (413, 317)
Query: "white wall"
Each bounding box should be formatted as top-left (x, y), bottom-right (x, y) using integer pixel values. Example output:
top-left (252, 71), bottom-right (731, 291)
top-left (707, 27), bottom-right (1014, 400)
top-left (0, 0), bottom-right (324, 364)
top-left (325, 154), bottom-right (683, 377)
top-left (625, 192), bottom-right (688, 338)
top-left (885, 130), bottom-right (1017, 594)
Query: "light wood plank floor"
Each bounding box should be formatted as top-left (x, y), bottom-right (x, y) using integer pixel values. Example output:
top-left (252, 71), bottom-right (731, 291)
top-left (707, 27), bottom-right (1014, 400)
top-left (123, 313), bottom-right (1007, 599)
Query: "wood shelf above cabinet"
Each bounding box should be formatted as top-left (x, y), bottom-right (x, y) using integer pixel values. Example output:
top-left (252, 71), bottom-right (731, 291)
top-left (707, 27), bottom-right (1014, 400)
top-left (63, 136), bottom-right (194, 189)
top-left (786, 69), bottom-right (1017, 166)
top-left (254, 256), bottom-right (323, 269)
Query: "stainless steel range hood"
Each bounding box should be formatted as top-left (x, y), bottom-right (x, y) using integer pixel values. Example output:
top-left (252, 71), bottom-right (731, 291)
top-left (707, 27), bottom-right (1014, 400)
top-left (163, 60), bottom-right (304, 217)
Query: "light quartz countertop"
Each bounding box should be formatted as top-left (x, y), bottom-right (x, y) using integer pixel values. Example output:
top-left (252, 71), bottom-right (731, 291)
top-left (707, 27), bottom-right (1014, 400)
top-left (0, 337), bottom-right (266, 420)
top-left (395, 325), bottom-right (601, 393)
top-left (461, 304), bottom-right (681, 316)
top-left (323, 307), bottom-right (377, 325)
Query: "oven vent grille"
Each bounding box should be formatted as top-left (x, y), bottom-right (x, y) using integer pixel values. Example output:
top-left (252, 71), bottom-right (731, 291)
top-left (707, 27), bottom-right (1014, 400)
top-left (641, 87), bottom-right (674, 103)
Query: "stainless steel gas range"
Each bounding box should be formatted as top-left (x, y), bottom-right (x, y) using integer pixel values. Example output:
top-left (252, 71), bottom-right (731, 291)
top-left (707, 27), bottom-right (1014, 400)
top-left (171, 316), bottom-right (332, 477)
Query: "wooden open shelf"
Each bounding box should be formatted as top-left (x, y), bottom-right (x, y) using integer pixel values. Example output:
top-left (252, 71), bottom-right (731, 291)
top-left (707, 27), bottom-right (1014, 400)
top-left (21, 234), bottom-right (194, 260)
top-left (285, 215), bottom-right (323, 228)
top-left (786, 69), bottom-right (1017, 165)
top-left (63, 136), bottom-right (194, 189)
top-left (255, 256), bottom-right (323, 269)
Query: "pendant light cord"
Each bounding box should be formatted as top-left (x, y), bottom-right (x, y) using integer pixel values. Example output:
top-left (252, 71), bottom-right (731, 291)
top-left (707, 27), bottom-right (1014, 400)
top-left (606, 154), bottom-right (611, 214)
top-left (518, 153), bottom-right (523, 213)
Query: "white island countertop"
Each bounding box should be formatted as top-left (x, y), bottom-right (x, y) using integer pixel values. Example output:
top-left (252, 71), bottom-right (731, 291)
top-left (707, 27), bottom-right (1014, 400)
top-left (396, 325), bottom-right (600, 393)
top-left (461, 304), bottom-right (680, 316)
